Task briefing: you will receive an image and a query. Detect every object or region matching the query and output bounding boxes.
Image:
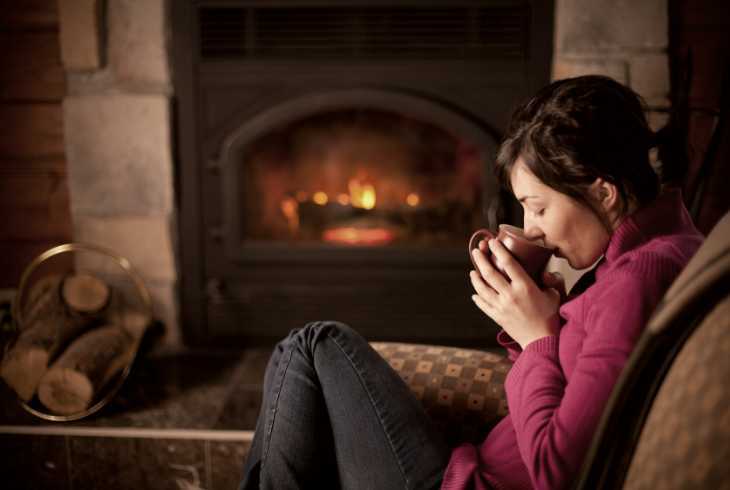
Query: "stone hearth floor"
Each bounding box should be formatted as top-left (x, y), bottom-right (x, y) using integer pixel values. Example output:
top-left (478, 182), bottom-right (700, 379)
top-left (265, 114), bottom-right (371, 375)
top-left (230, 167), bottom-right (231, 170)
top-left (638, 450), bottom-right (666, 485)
top-left (0, 346), bottom-right (273, 490)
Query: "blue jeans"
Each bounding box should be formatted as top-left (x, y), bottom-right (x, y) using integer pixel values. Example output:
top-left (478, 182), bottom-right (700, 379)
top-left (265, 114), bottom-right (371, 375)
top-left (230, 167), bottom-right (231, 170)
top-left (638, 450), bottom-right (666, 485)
top-left (239, 321), bottom-right (451, 490)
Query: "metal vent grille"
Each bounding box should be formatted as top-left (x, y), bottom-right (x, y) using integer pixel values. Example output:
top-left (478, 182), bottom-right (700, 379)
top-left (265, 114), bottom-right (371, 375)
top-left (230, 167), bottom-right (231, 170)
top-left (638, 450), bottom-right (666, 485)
top-left (199, 5), bottom-right (529, 60)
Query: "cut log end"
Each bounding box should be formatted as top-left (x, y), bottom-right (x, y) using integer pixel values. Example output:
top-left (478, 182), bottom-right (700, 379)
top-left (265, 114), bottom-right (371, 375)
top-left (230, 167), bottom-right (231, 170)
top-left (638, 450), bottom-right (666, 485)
top-left (37, 324), bottom-right (134, 415)
top-left (120, 311), bottom-right (152, 341)
top-left (62, 273), bottom-right (110, 314)
top-left (37, 368), bottom-right (94, 415)
top-left (0, 347), bottom-right (50, 401)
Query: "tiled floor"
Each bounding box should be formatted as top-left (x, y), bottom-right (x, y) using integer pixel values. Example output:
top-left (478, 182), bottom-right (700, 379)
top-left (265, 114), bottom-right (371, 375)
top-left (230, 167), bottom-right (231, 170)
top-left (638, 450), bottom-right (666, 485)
top-left (0, 347), bottom-right (273, 490)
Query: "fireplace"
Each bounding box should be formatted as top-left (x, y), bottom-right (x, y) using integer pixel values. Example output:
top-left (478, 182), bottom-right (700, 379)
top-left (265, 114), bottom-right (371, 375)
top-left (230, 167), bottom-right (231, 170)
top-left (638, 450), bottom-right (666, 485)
top-left (173, 1), bottom-right (554, 345)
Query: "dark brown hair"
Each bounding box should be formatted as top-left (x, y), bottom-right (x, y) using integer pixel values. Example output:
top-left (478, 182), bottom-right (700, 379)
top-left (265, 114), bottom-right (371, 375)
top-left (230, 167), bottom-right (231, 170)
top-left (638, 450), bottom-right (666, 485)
top-left (496, 75), bottom-right (665, 217)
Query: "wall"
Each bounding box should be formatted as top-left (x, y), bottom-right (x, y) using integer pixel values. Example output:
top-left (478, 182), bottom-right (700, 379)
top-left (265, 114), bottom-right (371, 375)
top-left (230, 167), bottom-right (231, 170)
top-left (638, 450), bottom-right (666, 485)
top-left (553, 0), bottom-right (670, 130)
top-left (0, 2), bottom-right (71, 289)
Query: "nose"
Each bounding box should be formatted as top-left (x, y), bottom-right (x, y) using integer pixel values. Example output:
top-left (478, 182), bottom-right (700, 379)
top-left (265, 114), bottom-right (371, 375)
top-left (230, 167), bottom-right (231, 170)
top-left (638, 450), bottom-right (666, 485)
top-left (522, 218), bottom-right (544, 241)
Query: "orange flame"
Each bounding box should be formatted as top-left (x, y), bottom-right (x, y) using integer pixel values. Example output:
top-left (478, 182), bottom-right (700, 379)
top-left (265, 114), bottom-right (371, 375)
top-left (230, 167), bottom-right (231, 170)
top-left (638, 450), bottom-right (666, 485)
top-left (349, 179), bottom-right (376, 209)
top-left (280, 197), bottom-right (299, 234)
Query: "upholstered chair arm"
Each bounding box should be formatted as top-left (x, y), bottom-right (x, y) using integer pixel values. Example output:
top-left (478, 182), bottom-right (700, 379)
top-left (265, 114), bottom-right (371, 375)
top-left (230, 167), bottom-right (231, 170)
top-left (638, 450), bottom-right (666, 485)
top-left (371, 342), bottom-right (511, 446)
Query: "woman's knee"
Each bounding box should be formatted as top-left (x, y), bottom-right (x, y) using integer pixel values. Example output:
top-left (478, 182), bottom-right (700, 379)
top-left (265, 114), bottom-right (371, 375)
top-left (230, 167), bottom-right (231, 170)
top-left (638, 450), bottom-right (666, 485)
top-left (286, 320), bottom-right (363, 354)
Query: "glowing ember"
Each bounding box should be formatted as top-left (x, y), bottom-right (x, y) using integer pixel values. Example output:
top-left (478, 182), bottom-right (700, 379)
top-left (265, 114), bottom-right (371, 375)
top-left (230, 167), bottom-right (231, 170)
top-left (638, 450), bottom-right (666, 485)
top-left (406, 193), bottom-right (420, 207)
top-left (280, 197), bottom-right (299, 233)
top-left (313, 191), bottom-right (328, 205)
top-left (323, 226), bottom-right (395, 246)
top-left (336, 193), bottom-right (350, 205)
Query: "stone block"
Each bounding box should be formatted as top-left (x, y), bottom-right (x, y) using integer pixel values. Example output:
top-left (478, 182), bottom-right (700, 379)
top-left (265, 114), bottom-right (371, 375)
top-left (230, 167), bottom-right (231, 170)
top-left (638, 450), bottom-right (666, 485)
top-left (108, 0), bottom-right (170, 86)
top-left (556, 0), bottom-right (668, 54)
top-left (64, 94), bottom-right (173, 215)
top-left (629, 53), bottom-right (670, 100)
top-left (58, 0), bottom-right (103, 71)
top-left (73, 215), bottom-right (177, 283)
top-left (553, 57), bottom-right (628, 84)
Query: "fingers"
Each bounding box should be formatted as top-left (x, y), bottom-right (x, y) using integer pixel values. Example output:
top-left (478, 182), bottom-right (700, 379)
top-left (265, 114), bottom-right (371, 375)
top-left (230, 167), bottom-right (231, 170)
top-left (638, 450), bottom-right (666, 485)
top-left (542, 270), bottom-right (564, 288)
top-left (487, 239), bottom-right (530, 285)
top-left (469, 270), bottom-right (497, 304)
top-left (471, 292), bottom-right (492, 316)
top-left (471, 247), bottom-right (510, 293)
top-left (545, 287), bottom-right (562, 305)
top-left (542, 271), bottom-right (567, 301)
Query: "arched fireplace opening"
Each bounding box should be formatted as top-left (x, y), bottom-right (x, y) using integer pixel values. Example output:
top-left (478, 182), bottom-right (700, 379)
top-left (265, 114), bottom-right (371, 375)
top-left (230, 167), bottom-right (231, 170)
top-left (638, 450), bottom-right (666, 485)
top-left (218, 89), bottom-right (503, 263)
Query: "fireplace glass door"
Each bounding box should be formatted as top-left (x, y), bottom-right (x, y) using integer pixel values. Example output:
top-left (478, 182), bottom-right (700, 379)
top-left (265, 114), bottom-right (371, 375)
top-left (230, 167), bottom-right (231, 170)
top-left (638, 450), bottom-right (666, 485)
top-left (237, 109), bottom-right (486, 249)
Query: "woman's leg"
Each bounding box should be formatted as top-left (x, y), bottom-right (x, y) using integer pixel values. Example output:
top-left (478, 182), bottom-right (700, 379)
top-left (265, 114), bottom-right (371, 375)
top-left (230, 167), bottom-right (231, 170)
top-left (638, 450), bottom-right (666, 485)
top-left (239, 321), bottom-right (451, 490)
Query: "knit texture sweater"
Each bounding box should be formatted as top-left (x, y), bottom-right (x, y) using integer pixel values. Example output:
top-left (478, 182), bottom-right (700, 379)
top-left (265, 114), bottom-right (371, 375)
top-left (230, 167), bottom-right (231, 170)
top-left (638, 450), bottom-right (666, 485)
top-left (441, 190), bottom-right (704, 490)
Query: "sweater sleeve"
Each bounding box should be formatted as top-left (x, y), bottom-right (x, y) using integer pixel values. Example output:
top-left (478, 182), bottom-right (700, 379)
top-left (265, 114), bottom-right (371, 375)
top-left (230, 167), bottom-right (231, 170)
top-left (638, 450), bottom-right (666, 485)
top-left (496, 329), bottom-right (522, 362)
top-left (504, 270), bottom-right (666, 490)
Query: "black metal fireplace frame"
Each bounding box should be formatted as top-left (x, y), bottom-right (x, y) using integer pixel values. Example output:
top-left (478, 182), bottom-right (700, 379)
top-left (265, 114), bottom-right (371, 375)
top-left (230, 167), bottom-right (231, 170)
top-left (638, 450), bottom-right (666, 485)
top-left (172, 0), bottom-right (554, 345)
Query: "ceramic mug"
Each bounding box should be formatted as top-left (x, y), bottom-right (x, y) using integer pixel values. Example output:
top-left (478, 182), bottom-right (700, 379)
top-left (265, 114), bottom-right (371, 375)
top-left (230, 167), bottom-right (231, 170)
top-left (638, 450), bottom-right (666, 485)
top-left (468, 224), bottom-right (554, 283)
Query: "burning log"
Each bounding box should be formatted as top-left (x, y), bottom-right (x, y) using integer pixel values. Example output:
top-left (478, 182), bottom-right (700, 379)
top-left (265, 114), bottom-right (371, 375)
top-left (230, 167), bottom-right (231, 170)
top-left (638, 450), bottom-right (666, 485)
top-left (0, 273), bottom-right (110, 401)
top-left (37, 311), bottom-right (150, 415)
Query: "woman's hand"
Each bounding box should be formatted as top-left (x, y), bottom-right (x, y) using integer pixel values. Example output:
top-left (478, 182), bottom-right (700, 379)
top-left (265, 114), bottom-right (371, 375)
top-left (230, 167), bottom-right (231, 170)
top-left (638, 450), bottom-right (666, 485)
top-left (469, 238), bottom-right (563, 349)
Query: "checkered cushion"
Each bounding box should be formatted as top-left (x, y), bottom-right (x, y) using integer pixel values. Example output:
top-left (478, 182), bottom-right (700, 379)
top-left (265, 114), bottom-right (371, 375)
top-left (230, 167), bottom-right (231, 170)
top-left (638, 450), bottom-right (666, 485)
top-left (371, 342), bottom-right (510, 446)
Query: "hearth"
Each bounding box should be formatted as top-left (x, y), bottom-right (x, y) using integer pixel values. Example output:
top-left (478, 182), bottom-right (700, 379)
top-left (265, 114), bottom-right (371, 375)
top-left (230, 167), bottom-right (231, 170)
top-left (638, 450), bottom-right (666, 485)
top-left (173, 1), bottom-right (554, 345)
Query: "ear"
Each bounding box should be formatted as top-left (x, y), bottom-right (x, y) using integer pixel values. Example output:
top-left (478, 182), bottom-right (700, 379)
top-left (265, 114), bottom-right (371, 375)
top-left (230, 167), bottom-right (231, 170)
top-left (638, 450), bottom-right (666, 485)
top-left (589, 178), bottom-right (620, 214)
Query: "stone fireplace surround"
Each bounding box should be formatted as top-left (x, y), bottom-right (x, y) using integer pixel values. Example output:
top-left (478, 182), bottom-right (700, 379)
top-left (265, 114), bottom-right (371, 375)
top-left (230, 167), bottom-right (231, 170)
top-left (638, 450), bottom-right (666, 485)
top-left (58, 0), bottom-right (670, 347)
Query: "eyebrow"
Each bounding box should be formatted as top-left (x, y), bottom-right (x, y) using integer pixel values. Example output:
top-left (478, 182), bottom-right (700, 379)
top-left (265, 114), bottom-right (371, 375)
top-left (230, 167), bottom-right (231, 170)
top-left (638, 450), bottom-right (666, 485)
top-left (517, 195), bottom-right (540, 203)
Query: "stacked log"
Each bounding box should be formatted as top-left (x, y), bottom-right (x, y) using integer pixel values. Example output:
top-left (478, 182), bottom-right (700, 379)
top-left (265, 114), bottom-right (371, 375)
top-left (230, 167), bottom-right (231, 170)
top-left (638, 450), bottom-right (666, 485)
top-left (1, 273), bottom-right (110, 401)
top-left (1, 273), bottom-right (149, 415)
top-left (37, 311), bottom-right (150, 415)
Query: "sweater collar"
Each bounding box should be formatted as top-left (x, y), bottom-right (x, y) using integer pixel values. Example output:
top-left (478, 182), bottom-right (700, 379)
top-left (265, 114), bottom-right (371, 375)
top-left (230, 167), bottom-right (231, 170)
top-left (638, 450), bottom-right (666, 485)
top-left (603, 188), bottom-right (694, 263)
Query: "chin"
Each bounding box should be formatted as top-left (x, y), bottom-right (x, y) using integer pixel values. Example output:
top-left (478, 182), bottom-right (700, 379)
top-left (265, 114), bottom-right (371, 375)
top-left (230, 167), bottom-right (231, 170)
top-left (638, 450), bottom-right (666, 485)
top-left (570, 253), bottom-right (604, 271)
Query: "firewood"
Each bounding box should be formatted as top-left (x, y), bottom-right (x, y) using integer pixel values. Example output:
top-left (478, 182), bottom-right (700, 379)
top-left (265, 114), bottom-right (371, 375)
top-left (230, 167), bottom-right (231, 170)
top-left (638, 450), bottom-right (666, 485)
top-left (21, 274), bottom-right (63, 328)
top-left (1, 273), bottom-right (110, 401)
top-left (37, 312), bottom-right (151, 415)
top-left (61, 273), bottom-right (110, 315)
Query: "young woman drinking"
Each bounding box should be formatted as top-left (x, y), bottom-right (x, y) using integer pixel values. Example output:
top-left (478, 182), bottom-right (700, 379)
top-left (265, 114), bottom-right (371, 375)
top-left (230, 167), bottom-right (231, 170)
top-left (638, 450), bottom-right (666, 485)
top-left (238, 75), bottom-right (704, 490)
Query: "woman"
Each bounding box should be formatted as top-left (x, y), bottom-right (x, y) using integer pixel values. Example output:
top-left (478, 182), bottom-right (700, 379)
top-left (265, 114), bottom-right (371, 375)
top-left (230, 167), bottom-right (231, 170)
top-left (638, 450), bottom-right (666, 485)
top-left (239, 75), bottom-right (704, 490)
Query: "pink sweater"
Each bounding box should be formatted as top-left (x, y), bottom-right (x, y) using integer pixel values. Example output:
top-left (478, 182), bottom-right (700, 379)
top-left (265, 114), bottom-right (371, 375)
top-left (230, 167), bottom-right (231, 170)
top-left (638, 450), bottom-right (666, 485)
top-left (441, 190), bottom-right (703, 490)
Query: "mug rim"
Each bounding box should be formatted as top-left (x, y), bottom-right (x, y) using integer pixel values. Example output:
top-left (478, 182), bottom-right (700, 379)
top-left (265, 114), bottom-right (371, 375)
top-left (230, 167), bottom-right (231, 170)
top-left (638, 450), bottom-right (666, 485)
top-left (498, 224), bottom-right (551, 249)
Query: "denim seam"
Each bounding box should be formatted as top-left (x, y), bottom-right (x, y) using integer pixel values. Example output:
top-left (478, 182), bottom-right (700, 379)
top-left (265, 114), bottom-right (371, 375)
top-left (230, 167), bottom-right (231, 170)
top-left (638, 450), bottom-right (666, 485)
top-left (260, 343), bottom-right (295, 476)
top-left (327, 328), bottom-right (412, 489)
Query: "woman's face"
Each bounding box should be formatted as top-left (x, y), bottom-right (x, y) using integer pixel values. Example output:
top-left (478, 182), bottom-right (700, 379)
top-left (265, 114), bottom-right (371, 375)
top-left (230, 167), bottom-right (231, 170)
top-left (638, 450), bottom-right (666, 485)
top-left (510, 158), bottom-right (611, 270)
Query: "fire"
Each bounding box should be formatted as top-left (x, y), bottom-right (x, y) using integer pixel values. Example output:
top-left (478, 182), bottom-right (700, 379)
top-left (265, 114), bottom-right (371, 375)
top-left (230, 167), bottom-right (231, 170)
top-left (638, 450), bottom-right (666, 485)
top-left (313, 191), bottom-right (328, 205)
top-left (348, 179), bottom-right (376, 210)
top-left (280, 197), bottom-right (299, 233)
top-left (406, 193), bottom-right (420, 207)
top-left (323, 226), bottom-right (394, 246)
